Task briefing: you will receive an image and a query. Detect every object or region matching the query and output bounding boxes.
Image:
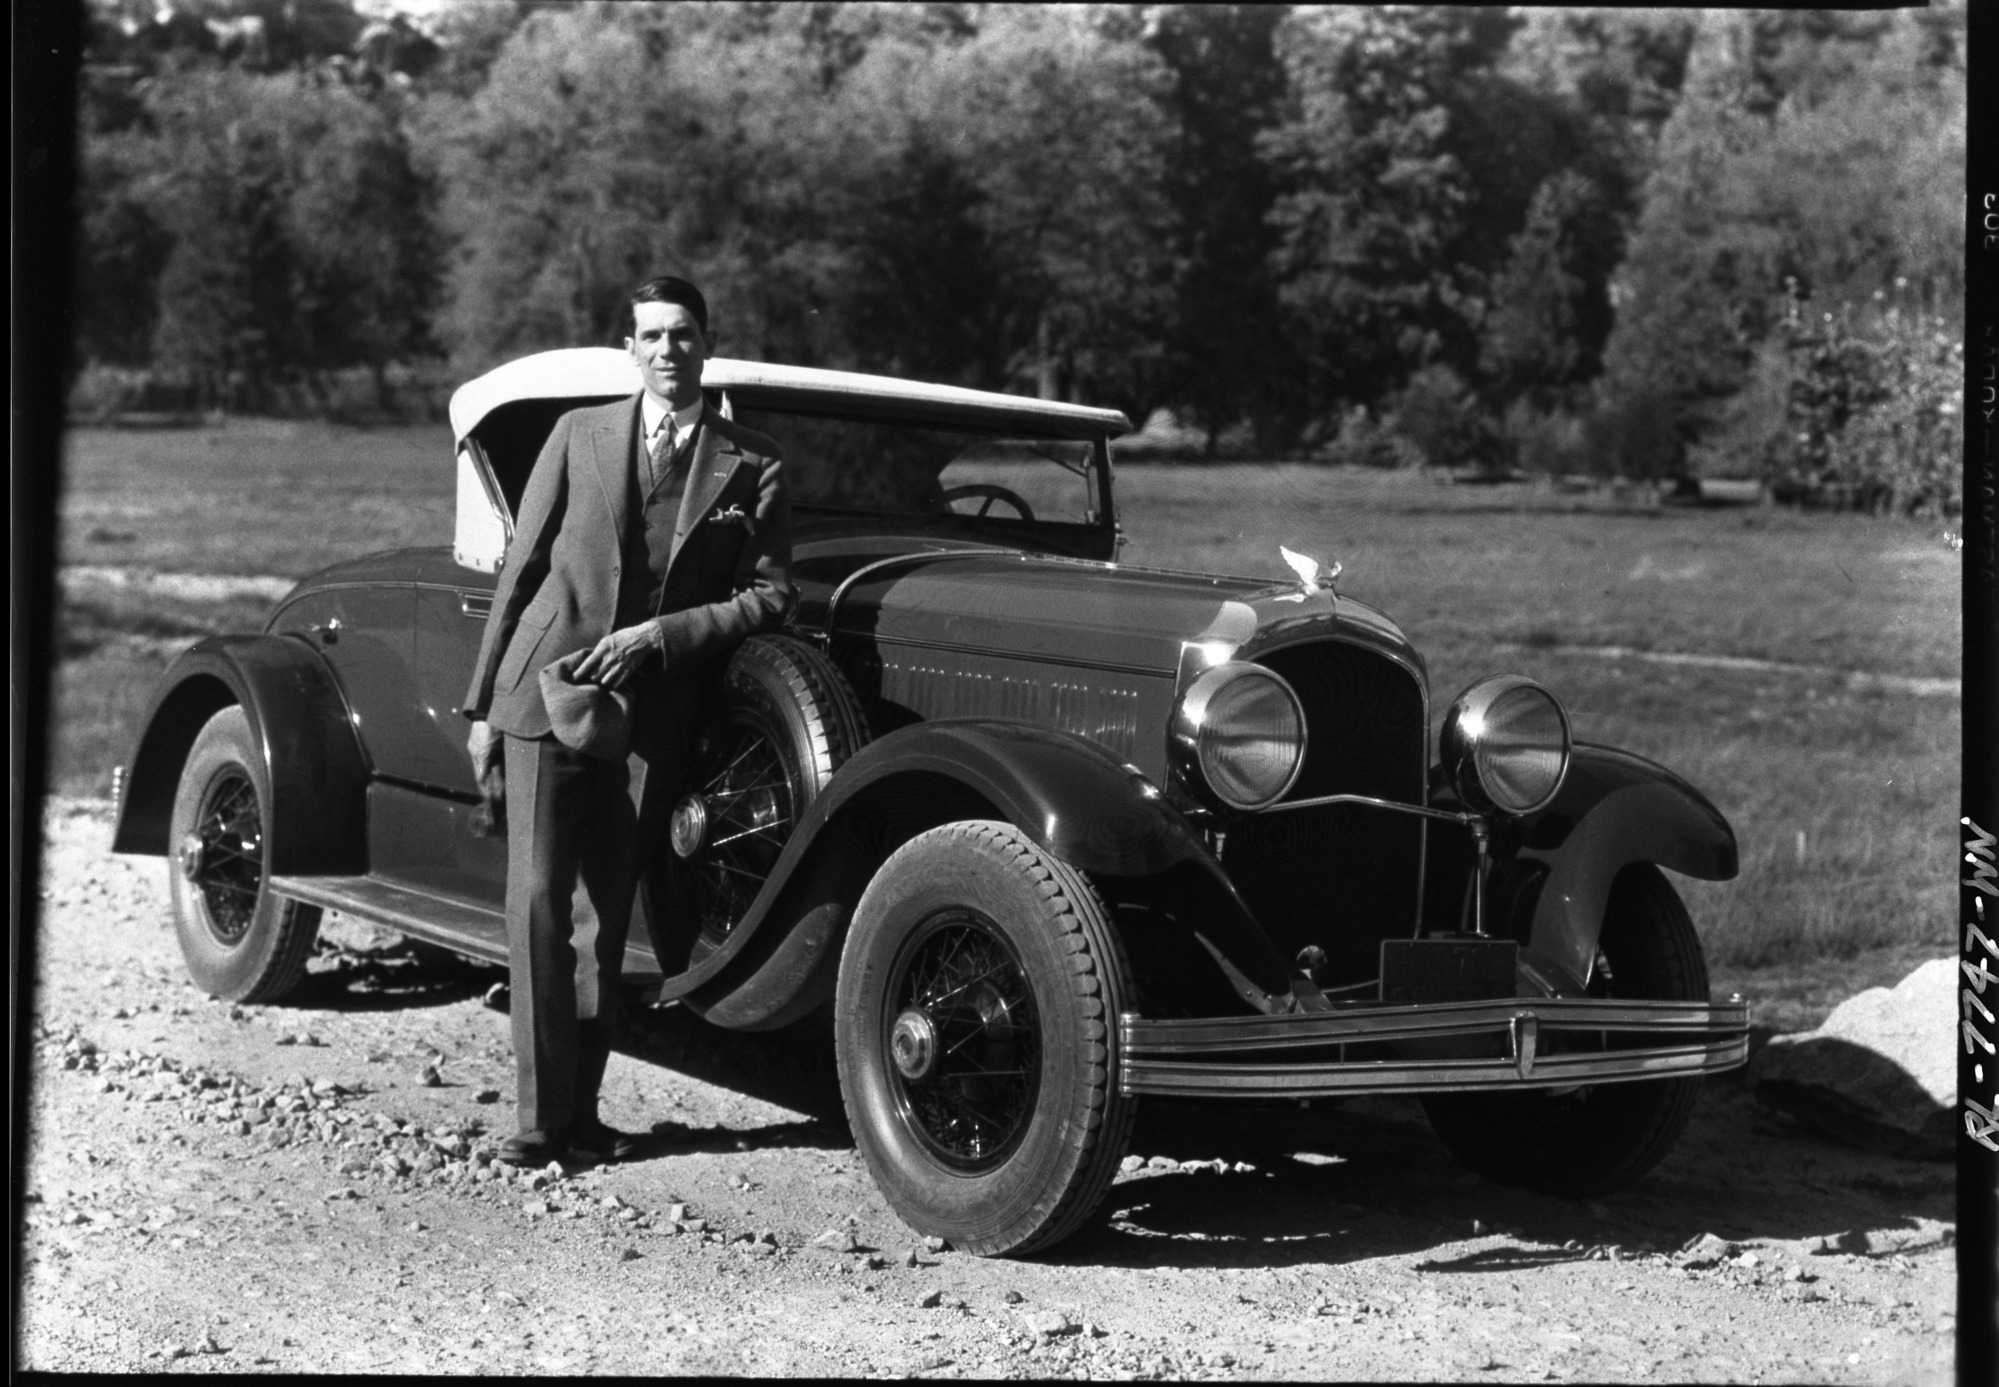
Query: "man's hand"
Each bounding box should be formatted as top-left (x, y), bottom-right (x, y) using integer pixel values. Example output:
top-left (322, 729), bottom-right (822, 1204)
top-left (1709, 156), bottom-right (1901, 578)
top-left (571, 623), bottom-right (659, 690)
top-left (466, 718), bottom-right (501, 775)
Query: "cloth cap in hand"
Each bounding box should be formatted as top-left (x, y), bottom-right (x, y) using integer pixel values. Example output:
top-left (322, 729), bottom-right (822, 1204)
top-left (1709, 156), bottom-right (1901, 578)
top-left (538, 649), bottom-right (635, 761)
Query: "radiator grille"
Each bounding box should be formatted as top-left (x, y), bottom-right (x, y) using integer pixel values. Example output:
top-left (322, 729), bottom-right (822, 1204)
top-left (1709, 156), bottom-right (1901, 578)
top-left (1228, 639), bottom-right (1428, 989)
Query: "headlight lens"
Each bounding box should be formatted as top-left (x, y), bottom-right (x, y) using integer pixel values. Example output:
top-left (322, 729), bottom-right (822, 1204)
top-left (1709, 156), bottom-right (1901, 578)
top-left (1440, 676), bottom-right (1571, 815)
top-left (1171, 662), bottom-right (1307, 811)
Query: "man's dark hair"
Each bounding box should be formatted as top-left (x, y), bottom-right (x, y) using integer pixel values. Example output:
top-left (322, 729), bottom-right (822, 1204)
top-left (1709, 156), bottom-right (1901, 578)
top-left (630, 275), bottom-right (708, 336)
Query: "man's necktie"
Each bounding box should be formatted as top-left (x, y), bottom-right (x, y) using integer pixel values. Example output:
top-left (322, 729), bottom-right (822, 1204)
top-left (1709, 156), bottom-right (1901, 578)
top-left (647, 418), bottom-right (676, 495)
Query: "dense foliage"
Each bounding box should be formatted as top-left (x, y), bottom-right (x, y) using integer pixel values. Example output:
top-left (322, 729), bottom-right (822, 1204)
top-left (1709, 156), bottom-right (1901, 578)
top-left (70, 1), bottom-right (1966, 510)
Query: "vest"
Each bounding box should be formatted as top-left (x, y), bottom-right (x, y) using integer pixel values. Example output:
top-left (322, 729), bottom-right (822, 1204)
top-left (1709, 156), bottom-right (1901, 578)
top-left (614, 414), bottom-right (698, 630)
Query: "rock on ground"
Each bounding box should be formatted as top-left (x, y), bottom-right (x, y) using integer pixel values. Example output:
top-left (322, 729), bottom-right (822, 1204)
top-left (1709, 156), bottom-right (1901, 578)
top-left (1753, 958), bottom-right (1956, 1157)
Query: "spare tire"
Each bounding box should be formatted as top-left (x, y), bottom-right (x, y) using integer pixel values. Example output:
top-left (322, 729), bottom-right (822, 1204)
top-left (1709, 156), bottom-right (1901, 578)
top-left (656, 634), bottom-right (868, 972)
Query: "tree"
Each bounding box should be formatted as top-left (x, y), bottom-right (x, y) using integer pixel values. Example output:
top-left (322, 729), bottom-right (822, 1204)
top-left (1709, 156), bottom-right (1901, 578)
top-left (431, 1), bottom-right (1174, 409)
top-left (1600, 5), bottom-right (1965, 473)
top-left (1262, 7), bottom-right (1533, 421)
top-left (134, 62), bottom-right (439, 407)
top-left (880, 5), bottom-right (1174, 405)
top-left (1598, 11), bottom-right (1785, 467)
top-left (1263, 7), bottom-right (1469, 415)
top-left (1478, 170), bottom-right (1613, 413)
top-left (426, 3), bottom-right (879, 366)
top-left (1742, 6), bottom-right (1965, 311)
top-left (1145, 3), bottom-right (1297, 450)
top-left (840, 136), bottom-right (1009, 388)
top-left (1500, 7), bottom-right (1698, 156)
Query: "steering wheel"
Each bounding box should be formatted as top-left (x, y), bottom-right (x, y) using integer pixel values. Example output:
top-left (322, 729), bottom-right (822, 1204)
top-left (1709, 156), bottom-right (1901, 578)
top-left (931, 483), bottom-right (1036, 523)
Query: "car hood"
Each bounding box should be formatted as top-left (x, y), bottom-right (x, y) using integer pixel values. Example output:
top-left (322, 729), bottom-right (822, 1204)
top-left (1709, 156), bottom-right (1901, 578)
top-left (836, 553), bottom-right (1422, 683)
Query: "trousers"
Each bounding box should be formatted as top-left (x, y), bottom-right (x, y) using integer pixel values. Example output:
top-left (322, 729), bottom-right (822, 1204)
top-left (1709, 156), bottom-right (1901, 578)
top-left (501, 733), bottom-right (637, 1130)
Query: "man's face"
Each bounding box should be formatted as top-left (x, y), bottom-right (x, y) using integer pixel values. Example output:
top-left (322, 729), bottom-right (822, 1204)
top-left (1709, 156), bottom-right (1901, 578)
top-left (626, 299), bottom-right (709, 410)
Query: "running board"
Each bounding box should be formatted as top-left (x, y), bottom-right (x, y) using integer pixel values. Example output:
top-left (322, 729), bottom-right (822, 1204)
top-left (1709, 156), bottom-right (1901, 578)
top-left (267, 874), bottom-right (661, 982)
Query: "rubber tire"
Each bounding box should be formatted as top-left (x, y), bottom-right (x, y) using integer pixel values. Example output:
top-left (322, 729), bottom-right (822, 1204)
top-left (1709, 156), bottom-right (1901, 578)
top-left (835, 821), bottom-right (1136, 1258)
top-left (725, 632), bottom-right (870, 803)
top-left (676, 634), bottom-right (869, 966)
top-left (1421, 864), bottom-right (1709, 1197)
top-left (167, 707), bottom-right (321, 1003)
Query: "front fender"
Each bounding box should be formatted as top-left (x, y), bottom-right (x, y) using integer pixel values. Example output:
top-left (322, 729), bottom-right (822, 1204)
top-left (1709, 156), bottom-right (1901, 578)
top-left (826, 719), bottom-right (1209, 878)
top-left (674, 719), bottom-right (1296, 1029)
top-left (1516, 742), bottom-right (1737, 990)
top-left (111, 635), bottom-right (369, 877)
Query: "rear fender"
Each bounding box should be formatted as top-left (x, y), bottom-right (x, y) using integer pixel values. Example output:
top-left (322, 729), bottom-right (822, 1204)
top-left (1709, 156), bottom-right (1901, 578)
top-left (678, 720), bottom-right (1296, 1029)
top-left (1514, 742), bottom-right (1737, 991)
top-left (111, 635), bottom-right (370, 876)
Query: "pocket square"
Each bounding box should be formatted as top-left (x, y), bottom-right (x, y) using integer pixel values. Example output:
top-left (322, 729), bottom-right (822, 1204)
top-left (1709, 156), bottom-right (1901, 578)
top-left (707, 503), bottom-right (754, 536)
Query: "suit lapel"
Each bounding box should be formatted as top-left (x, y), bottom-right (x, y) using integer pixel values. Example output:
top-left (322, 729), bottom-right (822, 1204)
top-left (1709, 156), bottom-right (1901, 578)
top-left (669, 421), bottom-right (745, 573)
top-left (590, 396), bottom-right (641, 545)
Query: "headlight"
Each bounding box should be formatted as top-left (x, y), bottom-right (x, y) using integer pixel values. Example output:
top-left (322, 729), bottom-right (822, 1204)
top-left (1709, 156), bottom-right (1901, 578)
top-left (1440, 675), bottom-right (1572, 815)
top-left (1170, 662), bottom-right (1307, 811)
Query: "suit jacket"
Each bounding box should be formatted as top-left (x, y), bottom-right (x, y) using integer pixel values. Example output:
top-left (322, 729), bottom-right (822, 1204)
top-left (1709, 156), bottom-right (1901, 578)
top-left (462, 393), bottom-right (795, 741)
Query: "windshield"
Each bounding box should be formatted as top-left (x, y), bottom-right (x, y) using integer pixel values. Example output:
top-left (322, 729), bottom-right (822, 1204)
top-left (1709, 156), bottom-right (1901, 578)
top-left (728, 406), bottom-right (1104, 529)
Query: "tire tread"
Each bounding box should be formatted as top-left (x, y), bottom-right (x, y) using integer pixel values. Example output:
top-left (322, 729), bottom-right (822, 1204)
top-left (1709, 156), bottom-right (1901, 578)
top-left (171, 707), bottom-right (321, 1004)
top-left (836, 820), bottom-right (1135, 1258)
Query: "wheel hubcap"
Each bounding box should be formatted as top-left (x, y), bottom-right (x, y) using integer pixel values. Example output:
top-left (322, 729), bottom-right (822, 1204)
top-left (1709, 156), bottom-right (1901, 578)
top-left (669, 793), bottom-right (708, 859)
top-left (890, 1009), bottom-right (938, 1080)
top-left (177, 832), bottom-right (205, 881)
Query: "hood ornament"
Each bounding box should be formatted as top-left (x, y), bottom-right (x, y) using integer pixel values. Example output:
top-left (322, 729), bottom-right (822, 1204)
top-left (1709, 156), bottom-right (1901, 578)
top-left (1275, 545), bottom-right (1341, 603)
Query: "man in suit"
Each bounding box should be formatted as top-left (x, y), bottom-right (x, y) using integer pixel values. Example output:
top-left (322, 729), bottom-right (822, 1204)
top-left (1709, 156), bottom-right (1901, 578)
top-left (462, 275), bottom-right (795, 1166)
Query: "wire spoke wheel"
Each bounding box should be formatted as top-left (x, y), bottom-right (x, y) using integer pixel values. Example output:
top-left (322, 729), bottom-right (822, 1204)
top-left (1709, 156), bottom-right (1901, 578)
top-left (188, 770), bottom-right (264, 944)
top-left (681, 711), bottom-right (802, 945)
top-left (658, 635), bottom-right (868, 986)
top-left (885, 909), bottom-right (1042, 1171)
top-left (835, 821), bottom-right (1135, 1258)
top-left (167, 707), bottom-right (320, 1003)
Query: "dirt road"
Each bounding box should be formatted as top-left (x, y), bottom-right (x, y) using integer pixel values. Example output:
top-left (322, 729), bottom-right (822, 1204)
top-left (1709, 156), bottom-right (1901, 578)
top-left (18, 800), bottom-right (1955, 1380)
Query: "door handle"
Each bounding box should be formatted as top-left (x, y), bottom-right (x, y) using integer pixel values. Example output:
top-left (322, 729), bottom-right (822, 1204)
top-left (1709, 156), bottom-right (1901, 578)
top-left (306, 617), bottom-right (342, 645)
top-left (460, 594), bottom-right (493, 620)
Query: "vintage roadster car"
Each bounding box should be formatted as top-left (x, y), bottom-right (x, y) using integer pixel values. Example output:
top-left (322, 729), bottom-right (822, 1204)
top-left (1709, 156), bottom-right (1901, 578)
top-left (114, 349), bottom-right (1749, 1256)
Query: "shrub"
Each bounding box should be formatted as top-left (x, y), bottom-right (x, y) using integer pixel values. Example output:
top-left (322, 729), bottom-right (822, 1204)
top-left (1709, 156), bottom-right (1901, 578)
top-left (1501, 400), bottom-right (1589, 477)
top-left (1580, 387), bottom-right (1681, 482)
top-left (1315, 406), bottom-right (1424, 469)
top-left (63, 360), bottom-right (453, 425)
top-left (1820, 311), bottom-right (1962, 517)
top-left (1747, 285), bottom-right (1963, 515)
top-left (1392, 364), bottom-right (1500, 471)
top-left (65, 363), bottom-right (207, 421)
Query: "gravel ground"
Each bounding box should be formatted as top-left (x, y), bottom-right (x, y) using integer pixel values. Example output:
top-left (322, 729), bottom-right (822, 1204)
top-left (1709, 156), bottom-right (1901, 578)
top-left (18, 799), bottom-right (1956, 1380)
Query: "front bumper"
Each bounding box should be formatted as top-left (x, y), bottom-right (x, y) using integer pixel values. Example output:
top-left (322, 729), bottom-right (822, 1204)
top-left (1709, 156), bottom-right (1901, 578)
top-left (1118, 995), bottom-right (1750, 1099)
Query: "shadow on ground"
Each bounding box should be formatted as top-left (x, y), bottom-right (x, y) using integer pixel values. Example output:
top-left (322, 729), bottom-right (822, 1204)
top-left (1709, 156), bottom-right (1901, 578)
top-left (614, 1002), bottom-right (849, 1130)
top-left (1039, 1076), bottom-right (1952, 1272)
top-left (282, 935), bottom-right (1956, 1273)
top-left (281, 937), bottom-right (502, 1013)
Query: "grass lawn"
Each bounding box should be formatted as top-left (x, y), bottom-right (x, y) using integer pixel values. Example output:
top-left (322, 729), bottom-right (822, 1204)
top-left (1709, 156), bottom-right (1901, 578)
top-left (59, 418), bottom-right (454, 577)
top-left (50, 425), bottom-right (1961, 986)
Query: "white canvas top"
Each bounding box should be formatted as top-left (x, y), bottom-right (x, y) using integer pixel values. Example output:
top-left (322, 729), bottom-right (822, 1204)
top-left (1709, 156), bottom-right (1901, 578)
top-left (449, 347), bottom-right (1131, 444)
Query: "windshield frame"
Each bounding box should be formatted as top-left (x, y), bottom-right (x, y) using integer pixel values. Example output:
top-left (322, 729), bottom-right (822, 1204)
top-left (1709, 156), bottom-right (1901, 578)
top-left (717, 392), bottom-right (1120, 553)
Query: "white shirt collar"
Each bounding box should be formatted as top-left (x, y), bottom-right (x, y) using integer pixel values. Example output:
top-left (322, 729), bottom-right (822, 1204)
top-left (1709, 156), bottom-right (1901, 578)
top-left (640, 393), bottom-right (704, 444)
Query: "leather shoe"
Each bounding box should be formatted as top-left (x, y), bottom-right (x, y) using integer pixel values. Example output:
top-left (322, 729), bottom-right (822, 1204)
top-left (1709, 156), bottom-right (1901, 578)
top-left (570, 1118), bottom-right (643, 1164)
top-left (497, 1127), bottom-right (570, 1167)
